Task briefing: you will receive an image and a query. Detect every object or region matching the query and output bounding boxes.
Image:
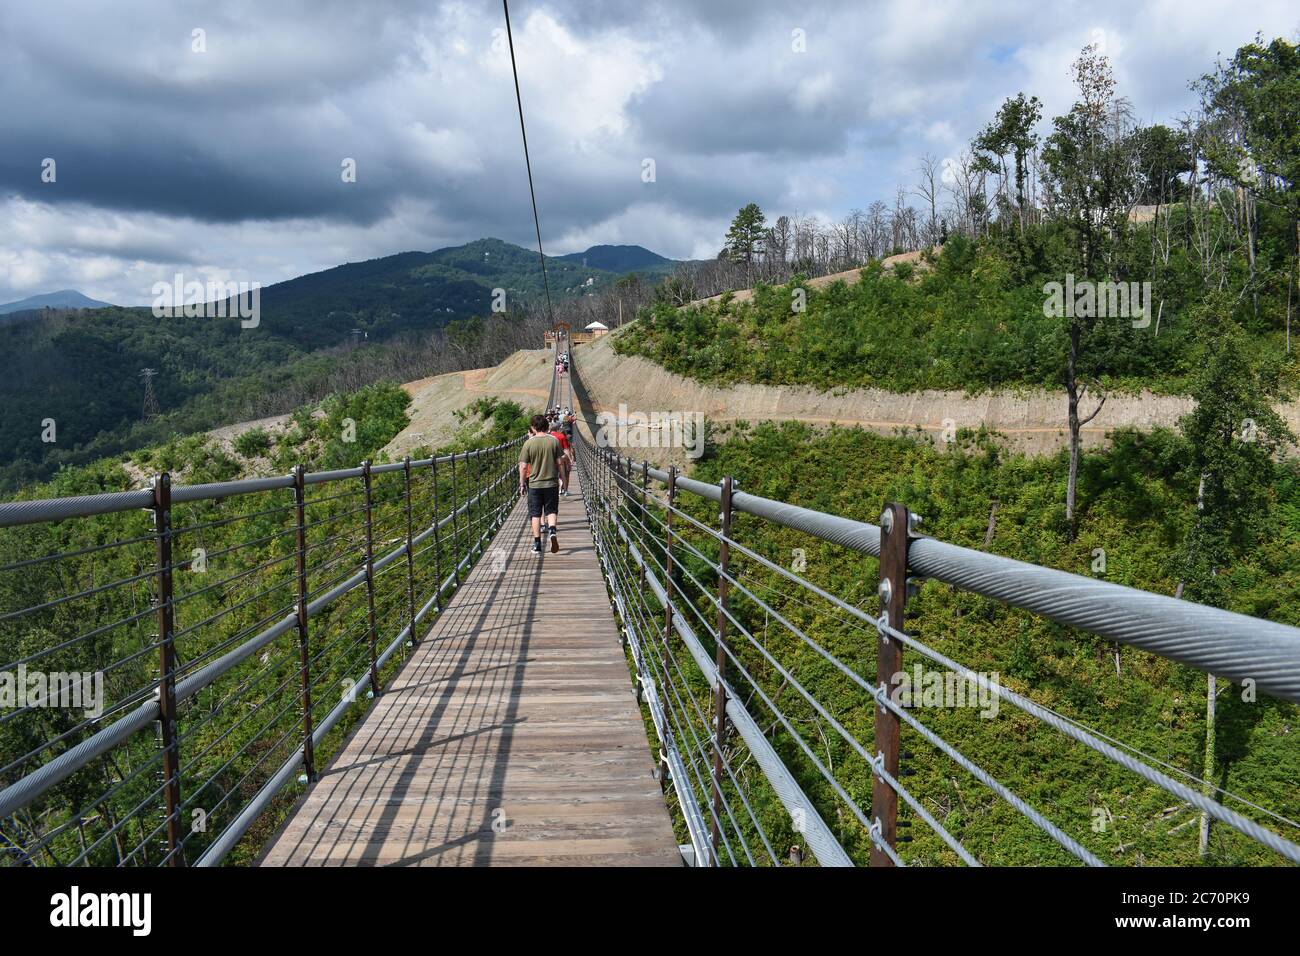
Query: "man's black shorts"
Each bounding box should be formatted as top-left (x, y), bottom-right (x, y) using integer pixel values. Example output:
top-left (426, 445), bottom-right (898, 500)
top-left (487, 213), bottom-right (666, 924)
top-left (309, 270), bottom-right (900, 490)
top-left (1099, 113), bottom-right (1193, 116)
top-left (527, 485), bottom-right (560, 519)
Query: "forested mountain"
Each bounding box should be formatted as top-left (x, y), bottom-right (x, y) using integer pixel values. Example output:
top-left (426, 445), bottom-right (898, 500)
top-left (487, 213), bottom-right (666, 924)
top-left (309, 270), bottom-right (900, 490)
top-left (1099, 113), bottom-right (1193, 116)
top-left (0, 289), bottom-right (113, 315)
top-left (249, 237), bottom-right (649, 348)
top-left (557, 244), bottom-right (677, 273)
top-left (0, 237), bottom-right (672, 488)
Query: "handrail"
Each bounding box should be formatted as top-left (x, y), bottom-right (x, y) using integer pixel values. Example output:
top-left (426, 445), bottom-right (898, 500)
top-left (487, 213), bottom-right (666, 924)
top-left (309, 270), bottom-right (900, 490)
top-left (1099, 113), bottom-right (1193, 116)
top-left (567, 342), bottom-right (1300, 867)
top-left (622, 461), bottom-right (1300, 706)
top-left (0, 437), bottom-right (524, 866)
top-left (0, 448), bottom-right (502, 530)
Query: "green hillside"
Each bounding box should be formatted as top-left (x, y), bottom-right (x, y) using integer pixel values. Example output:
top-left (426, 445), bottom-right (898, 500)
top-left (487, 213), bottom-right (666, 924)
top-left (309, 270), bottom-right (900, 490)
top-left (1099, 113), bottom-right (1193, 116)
top-left (618, 221), bottom-right (1298, 397)
top-left (0, 238), bottom-right (659, 489)
top-left (0, 382), bottom-right (530, 866)
top-left (672, 420), bottom-right (1300, 864)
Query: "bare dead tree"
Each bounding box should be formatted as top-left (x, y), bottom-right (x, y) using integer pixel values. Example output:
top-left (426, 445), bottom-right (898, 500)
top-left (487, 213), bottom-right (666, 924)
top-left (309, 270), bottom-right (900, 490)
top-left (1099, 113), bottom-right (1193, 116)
top-left (915, 154), bottom-right (944, 247)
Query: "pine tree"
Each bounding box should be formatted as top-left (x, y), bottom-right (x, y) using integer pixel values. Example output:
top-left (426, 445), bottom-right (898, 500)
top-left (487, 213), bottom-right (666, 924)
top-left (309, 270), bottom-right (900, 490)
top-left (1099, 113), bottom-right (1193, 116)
top-left (725, 203), bottom-right (768, 266)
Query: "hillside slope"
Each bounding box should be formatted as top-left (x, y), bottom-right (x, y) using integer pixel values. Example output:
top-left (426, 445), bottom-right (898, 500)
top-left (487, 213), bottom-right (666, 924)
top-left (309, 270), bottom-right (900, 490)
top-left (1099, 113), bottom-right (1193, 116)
top-left (685, 247), bottom-right (930, 308)
top-left (0, 237), bottom-right (634, 484)
top-left (383, 329), bottom-right (1300, 465)
top-left (381, 350), bottom-right (556, 458)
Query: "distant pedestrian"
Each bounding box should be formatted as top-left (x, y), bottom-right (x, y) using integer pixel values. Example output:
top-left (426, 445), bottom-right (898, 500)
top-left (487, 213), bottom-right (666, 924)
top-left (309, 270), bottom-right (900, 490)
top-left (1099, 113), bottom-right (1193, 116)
top-left (519, 414), bottom-right (563, 553)
top-left (549, 423), bottom-right (573, 496)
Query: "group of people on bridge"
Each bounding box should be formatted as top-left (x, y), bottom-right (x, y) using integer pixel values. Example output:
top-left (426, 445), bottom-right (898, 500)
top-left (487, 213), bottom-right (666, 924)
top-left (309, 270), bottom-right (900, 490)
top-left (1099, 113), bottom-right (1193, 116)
top-left (518, 410), bottom-right (574, 555)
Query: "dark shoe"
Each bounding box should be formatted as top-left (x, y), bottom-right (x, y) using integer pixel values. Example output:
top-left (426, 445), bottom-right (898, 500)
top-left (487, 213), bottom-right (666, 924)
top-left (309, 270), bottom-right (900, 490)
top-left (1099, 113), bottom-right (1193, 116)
top-left (550, 535), bottom-right (559, 553)
top-left (531, 541), bottom-right (541, 555)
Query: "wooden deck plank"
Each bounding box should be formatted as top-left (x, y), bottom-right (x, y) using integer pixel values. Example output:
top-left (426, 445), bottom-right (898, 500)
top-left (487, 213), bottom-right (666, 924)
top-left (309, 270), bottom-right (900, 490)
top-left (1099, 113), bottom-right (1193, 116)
top-left (259, 471), bottom-right (681, 867)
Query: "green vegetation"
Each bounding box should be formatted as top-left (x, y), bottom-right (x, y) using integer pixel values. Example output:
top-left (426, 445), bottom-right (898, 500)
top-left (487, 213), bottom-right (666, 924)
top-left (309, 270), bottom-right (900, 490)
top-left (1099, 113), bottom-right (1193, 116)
top-left (0, 382), bottom-right (526, 866)
top-left (618, 219), bottom-right (1296, 396)
top-left (622, 38), bottom-right (1300, 409)
top-left (724, 203), bottom-right (768, 266)
top-left (430, 397), bottom-right (531, 457)
top-left (657, 420), bottom-right (1300, 865)
top-left (0, 238), bottom-right (667, 491)
top-left (557, 244), bottom-right (677, 273)
top-left (231, 427), bottom-right (271, 459)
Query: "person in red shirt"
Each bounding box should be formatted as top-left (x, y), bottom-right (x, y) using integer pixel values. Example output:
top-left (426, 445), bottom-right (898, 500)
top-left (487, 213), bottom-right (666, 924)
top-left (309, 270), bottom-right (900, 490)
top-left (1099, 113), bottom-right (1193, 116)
top-left (549, 425), bottom-right (573, 496)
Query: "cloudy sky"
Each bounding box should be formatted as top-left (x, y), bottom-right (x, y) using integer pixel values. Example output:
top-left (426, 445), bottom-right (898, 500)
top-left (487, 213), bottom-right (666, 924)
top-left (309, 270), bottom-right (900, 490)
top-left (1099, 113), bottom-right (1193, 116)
top-left (0, 0), bottom-right (1295, 305)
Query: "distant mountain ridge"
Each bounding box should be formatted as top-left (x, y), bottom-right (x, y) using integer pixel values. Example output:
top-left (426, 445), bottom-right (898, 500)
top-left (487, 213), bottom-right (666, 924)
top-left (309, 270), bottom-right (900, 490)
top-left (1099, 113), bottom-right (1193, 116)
top-left (0, 289), bottom-right (113, 315)
top-left (557, 244), bottom-right (675, 273)
top-left (255, 237), bottom-right (674, 349)
top-left (0, 237), bottom-right (680, 484)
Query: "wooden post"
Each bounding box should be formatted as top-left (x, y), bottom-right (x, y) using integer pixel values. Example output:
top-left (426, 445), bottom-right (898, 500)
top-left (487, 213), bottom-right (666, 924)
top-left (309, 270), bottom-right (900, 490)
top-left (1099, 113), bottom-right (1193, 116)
top-left (873, 502), bottom-right (910, 866)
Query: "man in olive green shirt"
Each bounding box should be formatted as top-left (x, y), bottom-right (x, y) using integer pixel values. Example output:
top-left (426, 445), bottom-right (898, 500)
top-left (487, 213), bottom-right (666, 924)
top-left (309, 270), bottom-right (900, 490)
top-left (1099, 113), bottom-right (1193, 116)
top-left (519, 414), bottom-right (563, 553)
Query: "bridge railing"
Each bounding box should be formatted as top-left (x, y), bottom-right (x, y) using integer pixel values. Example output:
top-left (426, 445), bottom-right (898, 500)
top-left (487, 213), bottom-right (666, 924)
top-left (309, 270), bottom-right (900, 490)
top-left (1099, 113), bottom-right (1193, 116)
top-left (0, 439), bottom-right (523, 866)
top-left (566, 348), bottom-right (1300, 868)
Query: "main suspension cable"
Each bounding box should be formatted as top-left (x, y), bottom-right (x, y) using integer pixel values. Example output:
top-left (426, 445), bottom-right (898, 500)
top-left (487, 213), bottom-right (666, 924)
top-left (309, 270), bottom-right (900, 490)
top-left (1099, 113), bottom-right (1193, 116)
top-left (502, 0), bottom-right (556, 325)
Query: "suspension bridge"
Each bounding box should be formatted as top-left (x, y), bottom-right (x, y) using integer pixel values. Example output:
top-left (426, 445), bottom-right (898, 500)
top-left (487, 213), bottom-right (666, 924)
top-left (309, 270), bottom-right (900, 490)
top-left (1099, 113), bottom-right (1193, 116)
top-left (2, 0), bottom-right (1299, 870)
top-left (2, 341), bottom-right (1300, 869)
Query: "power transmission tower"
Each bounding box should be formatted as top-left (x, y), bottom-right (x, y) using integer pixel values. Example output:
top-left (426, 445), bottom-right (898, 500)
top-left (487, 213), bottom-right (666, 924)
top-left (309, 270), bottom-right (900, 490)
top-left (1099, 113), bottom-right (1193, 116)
top-left (140, 368), bottom-right (161, 421)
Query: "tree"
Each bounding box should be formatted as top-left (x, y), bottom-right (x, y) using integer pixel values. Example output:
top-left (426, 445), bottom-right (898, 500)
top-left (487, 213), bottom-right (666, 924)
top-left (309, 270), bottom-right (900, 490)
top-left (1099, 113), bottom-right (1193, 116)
top-left (769, 215), bottom-right (792, 265)
top-left (725, 203), bottom-right (768, 269)
top-left (1131, 124), bottom-right (1193, 206)
top-left (1199, 37), bottom-right (1300, 221)
top-left (944, 149), bottom-right (988, 237)
top-left (1198, 37), bottom-right (1300, 335)
top-left (1041, 44), bottom-right (1141, 538)
top-left (975, 92), bottom-right (1043, 231)
top-left (914, 154), bottom-right (944, 246)
top-left (1176, 300), bottom-right (1293, 859)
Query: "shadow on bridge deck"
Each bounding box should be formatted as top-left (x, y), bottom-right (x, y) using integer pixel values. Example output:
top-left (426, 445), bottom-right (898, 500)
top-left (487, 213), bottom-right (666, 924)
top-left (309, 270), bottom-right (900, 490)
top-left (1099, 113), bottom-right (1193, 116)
top-left (259, 472), bottom-right (680, 866)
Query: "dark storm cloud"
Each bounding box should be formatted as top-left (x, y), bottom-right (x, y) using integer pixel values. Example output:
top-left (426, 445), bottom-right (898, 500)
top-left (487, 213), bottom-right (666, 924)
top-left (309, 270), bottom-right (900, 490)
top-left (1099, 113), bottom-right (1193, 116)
top-left (0, 0), bottom-right (873, 232)
top-left (0, 0), bottom-right (1295, 304)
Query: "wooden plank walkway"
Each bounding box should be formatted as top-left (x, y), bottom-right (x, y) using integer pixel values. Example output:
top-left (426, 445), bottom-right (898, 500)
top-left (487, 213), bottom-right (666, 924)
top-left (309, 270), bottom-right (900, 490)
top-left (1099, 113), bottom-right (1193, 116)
top-left (259, 471), bottom-right (681, 866)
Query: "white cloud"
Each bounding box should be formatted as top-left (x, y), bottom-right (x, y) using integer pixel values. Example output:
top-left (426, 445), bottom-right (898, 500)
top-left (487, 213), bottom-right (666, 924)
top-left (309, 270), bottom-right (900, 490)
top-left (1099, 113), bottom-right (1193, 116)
top-left (1, 0), bottom-right (1296, 304)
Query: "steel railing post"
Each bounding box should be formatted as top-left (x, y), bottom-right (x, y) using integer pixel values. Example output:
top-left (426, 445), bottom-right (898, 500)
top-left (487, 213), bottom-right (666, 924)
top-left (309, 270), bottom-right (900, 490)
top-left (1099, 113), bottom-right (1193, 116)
top-left (403, 456), bottom-right (417, 648)
top-left (291, 465), bottom-right (317, 782)
top-left (431, 456), bottom-right (443, 611)
top-left (362, 461), bottom-right (379, 695)
top-left (663, 463), bottom-right (677, 657)
top-left (473, 448), bottom-right (482, 555)
top-left (467, 449), bottom-right (476, 558)
top-left (640, 461), bottom-right (649, 590)
top-left (873, 501), bottom-right (910, 866)
top-left (450, 452), bottom-right (461, 586)
top-left (623, 455), bottom-right (631, 511)
top-left (631, 457), bottom-right (642, 587)
top-left (151, 472), bottom-right (184, 866)
top-left (710, 474), bottom-right (733, 864)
